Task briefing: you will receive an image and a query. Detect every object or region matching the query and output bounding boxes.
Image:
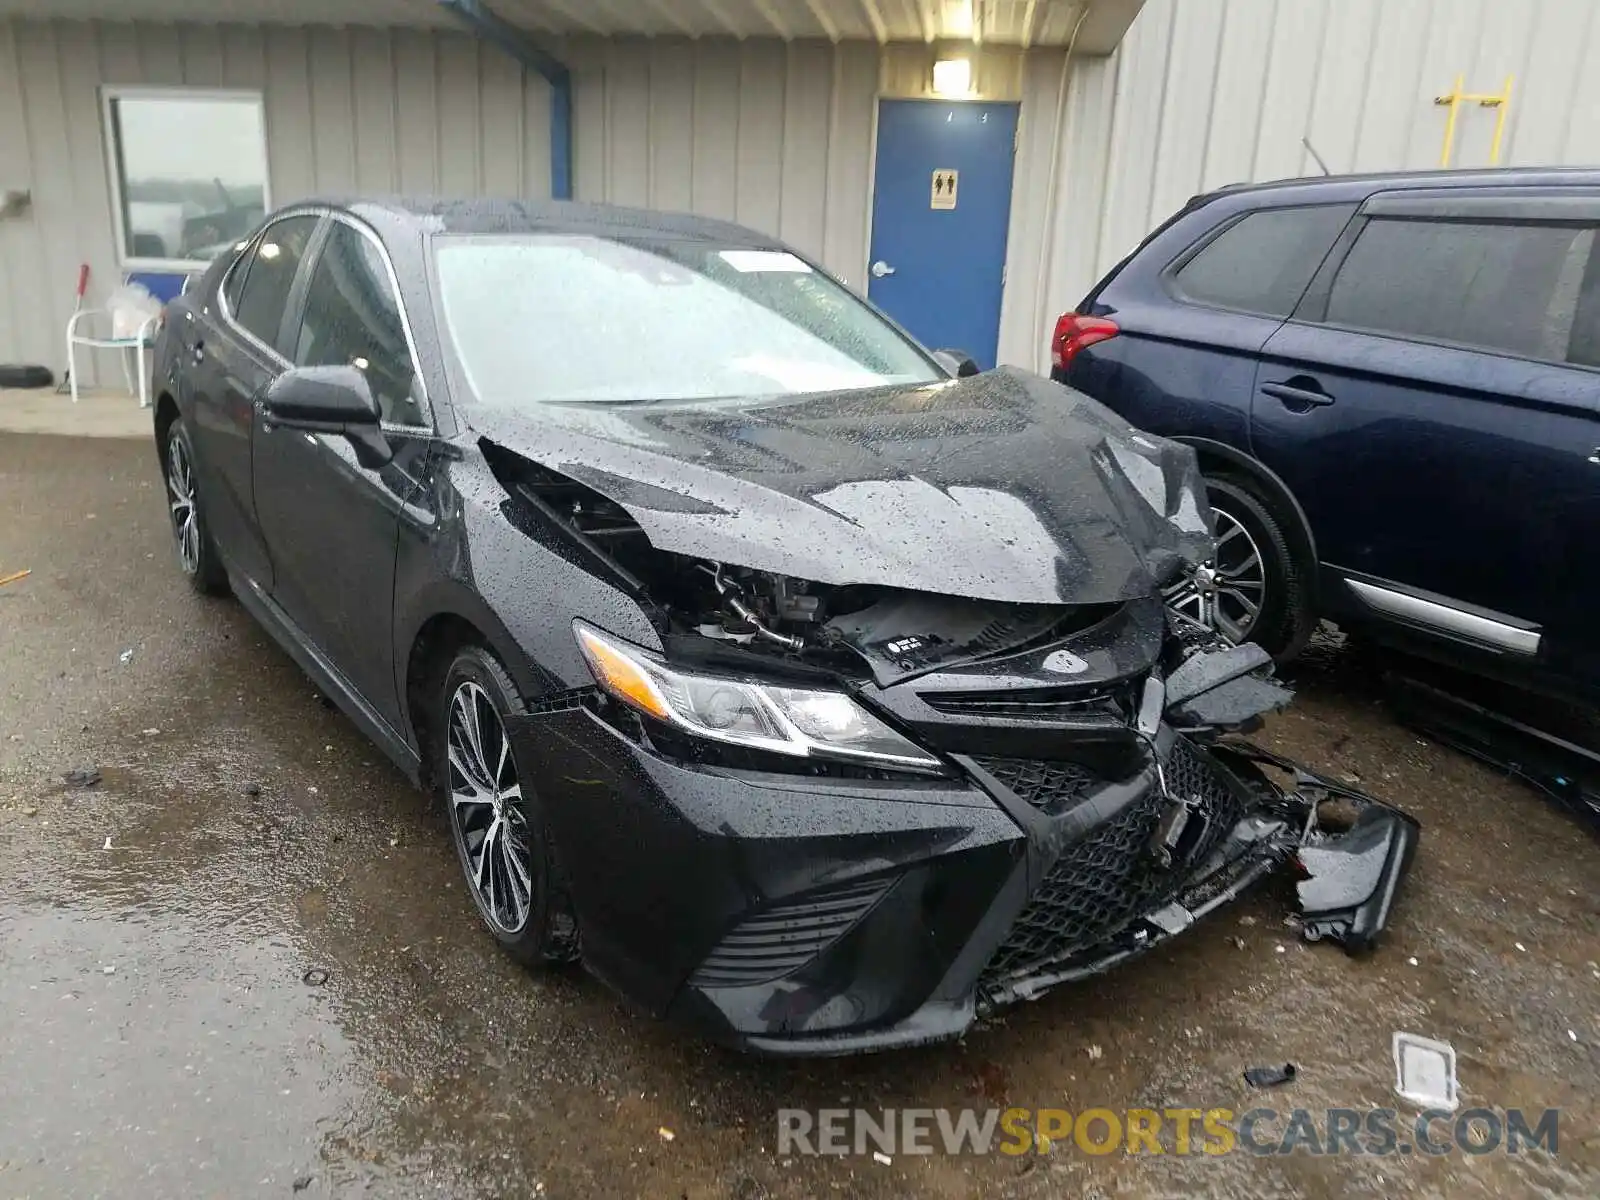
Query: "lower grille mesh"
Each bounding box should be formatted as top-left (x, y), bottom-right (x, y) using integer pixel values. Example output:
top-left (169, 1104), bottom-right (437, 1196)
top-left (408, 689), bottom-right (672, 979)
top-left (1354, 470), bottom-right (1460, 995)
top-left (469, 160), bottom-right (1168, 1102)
top-left (978, 738), bottom-right (1247, 988)
top-left (970, 756), bottom-right (1100, 815)
top-left (690, 875), bottom-right (892, 988)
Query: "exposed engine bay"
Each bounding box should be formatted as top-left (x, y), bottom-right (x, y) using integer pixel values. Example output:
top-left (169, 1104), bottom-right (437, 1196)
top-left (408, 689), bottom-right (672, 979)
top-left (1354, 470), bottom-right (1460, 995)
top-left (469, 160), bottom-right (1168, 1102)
top-left (495, 447), bottom-right (1127, 684)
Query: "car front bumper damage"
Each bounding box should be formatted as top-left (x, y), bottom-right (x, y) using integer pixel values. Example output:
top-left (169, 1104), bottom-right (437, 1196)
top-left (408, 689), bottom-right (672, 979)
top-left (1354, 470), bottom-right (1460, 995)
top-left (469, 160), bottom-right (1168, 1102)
top-left (505, 655), bottom-right (1420, 1057)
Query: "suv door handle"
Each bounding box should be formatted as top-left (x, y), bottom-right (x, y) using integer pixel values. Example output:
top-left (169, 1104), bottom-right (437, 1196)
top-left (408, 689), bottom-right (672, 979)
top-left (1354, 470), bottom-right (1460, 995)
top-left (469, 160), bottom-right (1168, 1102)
top-left (1260, 380), bottom-right (1335, 410)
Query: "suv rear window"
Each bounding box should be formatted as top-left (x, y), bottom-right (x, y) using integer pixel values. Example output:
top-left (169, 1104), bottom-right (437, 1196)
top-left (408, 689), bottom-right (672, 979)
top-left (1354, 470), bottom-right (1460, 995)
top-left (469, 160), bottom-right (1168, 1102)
top-left (1173, 204), bottom-right (1354, 317)
top-left (1325, 217), bottom-right (1597, 363)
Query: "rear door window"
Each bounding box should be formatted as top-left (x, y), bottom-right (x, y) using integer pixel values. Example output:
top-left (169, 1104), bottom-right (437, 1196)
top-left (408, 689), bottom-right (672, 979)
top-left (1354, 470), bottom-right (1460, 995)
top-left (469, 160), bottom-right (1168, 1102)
top-left (229, 214), bottom-right (320, 355)
top-left (1324, 217), bottom-right (1598, 363)
top-left (1173, 204), bottom-right (1355, 317)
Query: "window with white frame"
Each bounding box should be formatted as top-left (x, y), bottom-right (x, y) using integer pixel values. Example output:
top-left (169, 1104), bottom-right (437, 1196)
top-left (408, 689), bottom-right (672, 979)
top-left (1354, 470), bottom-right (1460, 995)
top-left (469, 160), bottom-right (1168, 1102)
top-left (103, 88), bottom-right (270, 270)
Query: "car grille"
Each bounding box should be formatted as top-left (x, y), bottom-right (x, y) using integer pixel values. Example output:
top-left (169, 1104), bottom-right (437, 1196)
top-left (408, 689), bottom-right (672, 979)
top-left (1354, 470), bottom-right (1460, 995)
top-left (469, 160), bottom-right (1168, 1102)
top-left (977, 737), bottom-right (1248, 989)
top-left (922, 684), bottom-right (1136, 723)
top-left (689, 875), bottom-right (893, 988)
top-left (970, 756), bottom-right (1101, 815)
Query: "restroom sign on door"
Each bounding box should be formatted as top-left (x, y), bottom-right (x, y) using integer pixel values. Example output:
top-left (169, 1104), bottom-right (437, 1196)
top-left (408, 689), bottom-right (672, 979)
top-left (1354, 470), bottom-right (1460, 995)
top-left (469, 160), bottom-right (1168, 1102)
top-left (931, 169), bottom-right (958, 209)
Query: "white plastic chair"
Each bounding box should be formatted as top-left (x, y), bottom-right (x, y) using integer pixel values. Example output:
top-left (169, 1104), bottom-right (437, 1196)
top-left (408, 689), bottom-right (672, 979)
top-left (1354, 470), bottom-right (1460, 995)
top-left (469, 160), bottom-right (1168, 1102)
top-left (65, 275), bottom-right (160, 407)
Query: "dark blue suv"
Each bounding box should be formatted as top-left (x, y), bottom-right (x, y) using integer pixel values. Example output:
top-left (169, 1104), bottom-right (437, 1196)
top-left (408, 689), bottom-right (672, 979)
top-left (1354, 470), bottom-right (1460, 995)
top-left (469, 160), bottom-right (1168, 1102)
top-left (1053, 168), bottom-right (1600, 704)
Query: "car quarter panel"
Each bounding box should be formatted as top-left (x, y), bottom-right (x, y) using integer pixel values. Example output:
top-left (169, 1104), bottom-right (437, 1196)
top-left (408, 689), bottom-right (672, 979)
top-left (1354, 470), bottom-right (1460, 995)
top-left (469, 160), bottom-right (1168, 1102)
top-left (168, 274), bottom-right (277, 588)
top-left (1069, 202), bottom-right (1299, 453)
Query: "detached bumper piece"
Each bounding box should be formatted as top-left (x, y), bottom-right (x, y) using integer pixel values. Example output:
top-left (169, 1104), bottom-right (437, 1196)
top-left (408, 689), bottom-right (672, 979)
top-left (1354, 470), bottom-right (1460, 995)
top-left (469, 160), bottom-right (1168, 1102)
top-left (1221, 742), bottom-right (1421, 954)
top-left (971, 737), bottom-right (1420, 1013)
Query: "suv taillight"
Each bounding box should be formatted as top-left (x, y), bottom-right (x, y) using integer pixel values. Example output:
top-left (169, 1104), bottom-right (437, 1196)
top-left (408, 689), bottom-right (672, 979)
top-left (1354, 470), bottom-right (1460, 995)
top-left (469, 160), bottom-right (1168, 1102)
top-left (1051, 313), bottom-right (1119, 372)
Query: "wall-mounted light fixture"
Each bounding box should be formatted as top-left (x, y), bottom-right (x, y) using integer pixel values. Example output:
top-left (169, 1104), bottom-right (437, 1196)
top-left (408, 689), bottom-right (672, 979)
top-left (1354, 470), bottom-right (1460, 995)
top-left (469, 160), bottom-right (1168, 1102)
top-left (932, 57), bottom-right (973, 98)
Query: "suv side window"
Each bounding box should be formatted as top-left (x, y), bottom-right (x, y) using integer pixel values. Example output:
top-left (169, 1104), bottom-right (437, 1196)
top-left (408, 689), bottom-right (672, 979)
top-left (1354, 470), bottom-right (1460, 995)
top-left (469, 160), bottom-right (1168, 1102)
top-left (1173, 204), bottom-right (1355, 317)
top-left (230, 215), bottom-right (320, 355)
top-left (292, 221), bottom-right (425, 427)
top-left (1325, 217), bottom-right (1597, 363)
top-left (1567, 242), bottom-right (1600, 368)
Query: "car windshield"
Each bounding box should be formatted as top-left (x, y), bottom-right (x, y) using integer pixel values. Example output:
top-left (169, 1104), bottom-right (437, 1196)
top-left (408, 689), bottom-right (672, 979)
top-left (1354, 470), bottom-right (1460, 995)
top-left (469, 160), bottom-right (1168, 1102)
top-left (432, 234), bottom-right (942, 404)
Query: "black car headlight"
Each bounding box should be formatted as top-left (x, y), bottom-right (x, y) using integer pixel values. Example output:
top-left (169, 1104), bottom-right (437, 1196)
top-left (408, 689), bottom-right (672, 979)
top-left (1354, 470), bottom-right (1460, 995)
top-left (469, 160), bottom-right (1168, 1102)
top-left (574, 622), bottom-right (941, 772)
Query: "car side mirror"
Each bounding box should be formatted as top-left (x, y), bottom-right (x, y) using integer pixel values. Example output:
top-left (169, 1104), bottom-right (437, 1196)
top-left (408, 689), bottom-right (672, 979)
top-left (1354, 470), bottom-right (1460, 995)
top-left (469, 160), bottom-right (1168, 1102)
top-left (262, 365), bottom-right (393, 469)
top-left (932, 349), bottom-right (981, 378)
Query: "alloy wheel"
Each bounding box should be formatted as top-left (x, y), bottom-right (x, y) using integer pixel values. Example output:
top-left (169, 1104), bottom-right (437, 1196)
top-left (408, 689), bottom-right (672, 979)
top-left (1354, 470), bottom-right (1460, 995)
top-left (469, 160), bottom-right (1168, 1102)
top-left (166, 430), bottom-right (201, 575)
top-left (446, 681), bottom-right (534, 933)
top-left (1164, 507), bottom-right (1267, 644)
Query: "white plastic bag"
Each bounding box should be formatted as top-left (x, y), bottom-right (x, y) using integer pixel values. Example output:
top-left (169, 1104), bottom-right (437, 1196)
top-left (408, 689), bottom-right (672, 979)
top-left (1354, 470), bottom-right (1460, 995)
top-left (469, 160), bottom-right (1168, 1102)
top-left (108, 283), bottom-right (162, 340)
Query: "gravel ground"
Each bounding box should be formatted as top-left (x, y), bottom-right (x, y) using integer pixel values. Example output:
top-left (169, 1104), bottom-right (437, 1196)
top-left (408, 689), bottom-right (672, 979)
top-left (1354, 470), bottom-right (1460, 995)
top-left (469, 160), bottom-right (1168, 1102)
top-left (1, 432), bottom-right (1595, 1199)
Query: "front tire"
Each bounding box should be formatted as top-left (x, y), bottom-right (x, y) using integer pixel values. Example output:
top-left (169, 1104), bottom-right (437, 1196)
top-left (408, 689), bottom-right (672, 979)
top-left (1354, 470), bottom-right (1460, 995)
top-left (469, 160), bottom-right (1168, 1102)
top-left (435, 645), bottom-right (578, 968)
top-left (162, 418), bottom-right (228, 595)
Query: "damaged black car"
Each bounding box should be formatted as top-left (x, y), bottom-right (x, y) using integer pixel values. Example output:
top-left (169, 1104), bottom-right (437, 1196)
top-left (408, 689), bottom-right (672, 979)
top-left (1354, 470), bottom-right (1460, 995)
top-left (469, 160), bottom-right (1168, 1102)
top-left (150, 198), bottom-right (1419, 1055)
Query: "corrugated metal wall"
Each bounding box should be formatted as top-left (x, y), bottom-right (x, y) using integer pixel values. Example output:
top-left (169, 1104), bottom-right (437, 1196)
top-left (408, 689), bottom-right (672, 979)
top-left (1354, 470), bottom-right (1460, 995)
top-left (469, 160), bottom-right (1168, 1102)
top-left (15, 1), bottom-right (1591, 386)
top-left (1041, 0), bottom-right (1600, 332)
top-left (0, 19), bottom-right (556, 381)
top-left (0, 17), bottom-right (1073, 380)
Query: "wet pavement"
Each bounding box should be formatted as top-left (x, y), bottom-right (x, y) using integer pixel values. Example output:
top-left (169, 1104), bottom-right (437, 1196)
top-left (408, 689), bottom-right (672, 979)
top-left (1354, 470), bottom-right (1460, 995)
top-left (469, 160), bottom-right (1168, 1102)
top-left (2, 431), bottom-right (1596, 1199)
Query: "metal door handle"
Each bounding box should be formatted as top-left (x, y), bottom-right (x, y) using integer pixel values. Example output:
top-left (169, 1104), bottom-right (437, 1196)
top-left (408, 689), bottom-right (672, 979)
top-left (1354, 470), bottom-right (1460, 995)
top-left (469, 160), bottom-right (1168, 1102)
top-left (1260, 381), bottom-right (1334, 410)
top-left (870, 260), bottom-right (896, 278)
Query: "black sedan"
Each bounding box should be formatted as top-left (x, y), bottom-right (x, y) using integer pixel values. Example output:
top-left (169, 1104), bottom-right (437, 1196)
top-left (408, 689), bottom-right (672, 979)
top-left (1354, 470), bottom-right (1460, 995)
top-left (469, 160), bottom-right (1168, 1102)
top-left (150, 198), bottom-right (1418, 1055)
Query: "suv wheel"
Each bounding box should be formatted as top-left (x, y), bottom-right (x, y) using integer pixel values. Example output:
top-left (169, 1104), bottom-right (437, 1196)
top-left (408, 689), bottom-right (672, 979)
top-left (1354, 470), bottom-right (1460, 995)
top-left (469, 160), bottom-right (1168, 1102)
top-left (436, 645), bottom-right (578, 968)
top-left (1165, 473), bottom-right (1316, 661)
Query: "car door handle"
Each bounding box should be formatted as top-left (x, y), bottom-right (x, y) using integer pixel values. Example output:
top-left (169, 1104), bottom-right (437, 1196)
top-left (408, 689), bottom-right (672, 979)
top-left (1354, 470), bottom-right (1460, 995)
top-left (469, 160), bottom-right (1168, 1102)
top-left (1260, 380), bottom-right (1335, 410)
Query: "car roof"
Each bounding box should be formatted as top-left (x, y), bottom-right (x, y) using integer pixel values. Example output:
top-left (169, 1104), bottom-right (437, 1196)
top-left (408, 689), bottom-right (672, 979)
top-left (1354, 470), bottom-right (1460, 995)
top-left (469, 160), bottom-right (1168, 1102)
top-left (296, 195), bottom-right (785, 247)
top-left (1195, 165), bottom-right (1600, 208)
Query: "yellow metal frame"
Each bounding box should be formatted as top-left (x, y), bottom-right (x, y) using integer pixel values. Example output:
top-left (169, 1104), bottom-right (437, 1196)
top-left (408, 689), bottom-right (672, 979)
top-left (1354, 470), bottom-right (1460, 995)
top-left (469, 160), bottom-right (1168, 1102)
top-left (1435, 75), bottom-right (1514, 168)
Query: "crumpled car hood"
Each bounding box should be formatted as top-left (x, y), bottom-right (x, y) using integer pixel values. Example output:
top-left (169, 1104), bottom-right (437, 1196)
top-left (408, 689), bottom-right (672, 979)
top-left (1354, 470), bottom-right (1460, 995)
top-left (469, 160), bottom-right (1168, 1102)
top-left (468, 366), bottom-right (1213, 605)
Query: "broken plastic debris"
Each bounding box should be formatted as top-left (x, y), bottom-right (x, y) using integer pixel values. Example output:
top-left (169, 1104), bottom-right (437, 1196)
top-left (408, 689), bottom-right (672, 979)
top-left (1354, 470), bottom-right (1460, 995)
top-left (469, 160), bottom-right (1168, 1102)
top-left (102, 836), bottom-right (112, 850)
top-left (1393, 1032), bottom-right (1458, 1111)
top-left (1084, 1044), bottom-right (1103, 1061)
top-left (1296, 806), bottom-right (1420, 953)
top-left (119, 648), bottom-right (133, 664)
top-left (657, 1126), bottom-right (675, 1142)
top-left (1243, 1063), bottom-right (1297, 1088)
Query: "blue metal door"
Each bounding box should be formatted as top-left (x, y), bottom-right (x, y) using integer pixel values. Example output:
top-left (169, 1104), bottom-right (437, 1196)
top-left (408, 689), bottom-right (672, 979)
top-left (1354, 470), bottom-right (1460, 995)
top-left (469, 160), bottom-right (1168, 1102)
top-left (867, 98), bottom-right (1019, 369)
